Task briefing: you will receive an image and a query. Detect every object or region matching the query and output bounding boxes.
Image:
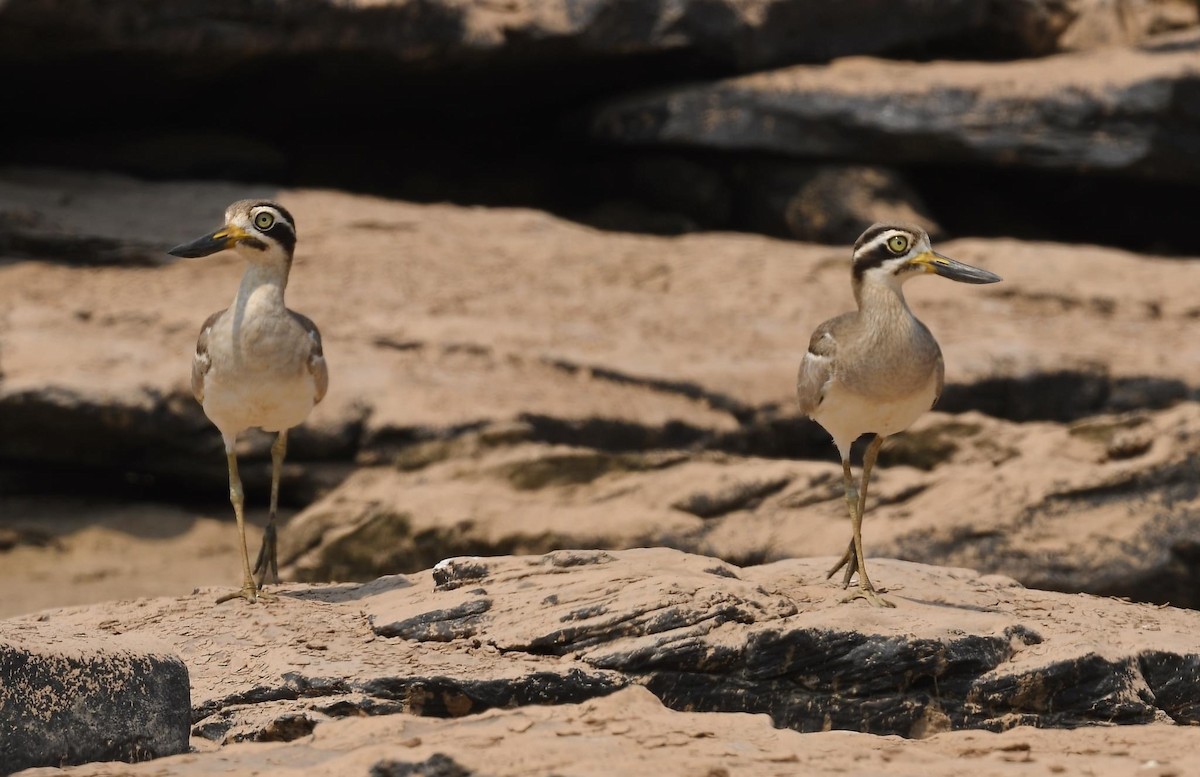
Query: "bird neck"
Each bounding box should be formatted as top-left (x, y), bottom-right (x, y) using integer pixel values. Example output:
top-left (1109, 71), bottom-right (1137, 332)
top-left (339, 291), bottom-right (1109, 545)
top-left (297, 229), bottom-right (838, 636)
top-left (233, 258), bottom-right (290, 312)
top-left (853, 276), bottom-right (914, 324)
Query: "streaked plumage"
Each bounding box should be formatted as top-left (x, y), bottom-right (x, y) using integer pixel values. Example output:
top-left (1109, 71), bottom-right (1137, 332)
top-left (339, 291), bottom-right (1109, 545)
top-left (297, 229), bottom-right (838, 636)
top-left (170, 200), bottom-right (327, 604)
top-left (798, 222), bottom-right (1001, 607)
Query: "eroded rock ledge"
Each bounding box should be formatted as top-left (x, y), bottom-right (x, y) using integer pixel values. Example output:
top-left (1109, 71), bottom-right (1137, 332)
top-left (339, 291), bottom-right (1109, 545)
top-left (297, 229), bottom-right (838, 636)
top-left (0, 624), bottom-right (190, 772)
top-left (11, 548), bottom-right (1200, 757)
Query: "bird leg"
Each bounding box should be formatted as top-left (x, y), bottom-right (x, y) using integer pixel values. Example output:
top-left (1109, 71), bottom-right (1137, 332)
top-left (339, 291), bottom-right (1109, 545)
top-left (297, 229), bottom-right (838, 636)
top-left (826, 458), bottom-right (860, 582)
top-left (839, 435), bottom-right (879, 588)
top-left (253, 430), bottom-right (286, 590)
top-left (843, 435), bottom-right (894, 608)
top-left (216, 446), bottom-right (271, 604)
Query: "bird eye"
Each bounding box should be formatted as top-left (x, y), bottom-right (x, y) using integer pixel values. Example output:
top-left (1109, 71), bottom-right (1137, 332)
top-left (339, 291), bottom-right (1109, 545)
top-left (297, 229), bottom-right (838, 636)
top-left (254, 212), bottom-right (275, 230)
top-left (887, 235), bottom-right (909, 253)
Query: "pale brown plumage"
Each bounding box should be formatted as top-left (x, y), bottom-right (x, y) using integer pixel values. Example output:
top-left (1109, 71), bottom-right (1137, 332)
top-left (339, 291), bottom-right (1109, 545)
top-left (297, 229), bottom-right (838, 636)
top-left (797, 222), bottom-right (1000, 607)
top-left (797, 309), bottom-right (944, 422)
top-left (170, 199), bottom-right (327, 605)
top-left (192, 309), bottom-right (327, 407)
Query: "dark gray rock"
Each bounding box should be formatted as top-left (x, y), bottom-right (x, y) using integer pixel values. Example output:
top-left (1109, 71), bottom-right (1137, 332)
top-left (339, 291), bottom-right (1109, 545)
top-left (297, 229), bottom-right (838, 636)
top-left (358, 549), bottom-right (1200, 735)
top-left (0, 169), bottom-right (277, 267)
top-left (370, 753), bottom-right (475, 777)
top-left (0, 209), bottom-right (167, 266)
top-left (728, 162), bottom-right (941, 244)
top-left (0, 0), bottom-right (1158, 76)
top-left (588, 30), bottom-right (1200, 183)
top-left (937, 369), bottom-right (1189, 422)
top-left (588, 156), bottom-right (940, 244)
top-left (0, 628), bottom-right (190, 773)
top-left (0, 385), bottom-right (361, 503)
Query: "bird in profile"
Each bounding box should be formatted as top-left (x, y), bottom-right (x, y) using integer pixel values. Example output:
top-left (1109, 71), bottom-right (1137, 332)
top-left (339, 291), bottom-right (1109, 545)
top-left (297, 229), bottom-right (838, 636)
top-left (169, 200), bottom-right (327, 604)
top-left (797, 223), bottom-right (1001, 607)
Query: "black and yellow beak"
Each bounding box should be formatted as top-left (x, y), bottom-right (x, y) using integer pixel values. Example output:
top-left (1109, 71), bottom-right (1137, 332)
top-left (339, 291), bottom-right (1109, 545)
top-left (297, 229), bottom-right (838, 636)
top-left (168, 225), bottom-right (251, 258)
top-left (909, 251), bottom-right (1002, 284)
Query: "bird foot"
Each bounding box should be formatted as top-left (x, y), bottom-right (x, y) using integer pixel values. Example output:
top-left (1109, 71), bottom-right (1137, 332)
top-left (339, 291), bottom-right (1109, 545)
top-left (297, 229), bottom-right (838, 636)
top-left (841, 586), bottom-right (895, 608)
top-left (216, 582), bottom-right (277, 605)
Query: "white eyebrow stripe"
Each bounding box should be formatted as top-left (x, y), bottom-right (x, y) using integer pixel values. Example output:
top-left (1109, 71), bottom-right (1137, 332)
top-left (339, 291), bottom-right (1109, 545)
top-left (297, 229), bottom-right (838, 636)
top-left (856, 230), bottom-right (923, 262)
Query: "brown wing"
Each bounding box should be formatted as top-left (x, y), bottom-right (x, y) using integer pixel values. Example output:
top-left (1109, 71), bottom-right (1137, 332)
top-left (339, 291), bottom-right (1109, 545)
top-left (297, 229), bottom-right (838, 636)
top-left (796, 312), bottom-right (855, 417)
top-left (931, 350), bottom-right (945, 410)
top-left (289, 310), bottom-right (328, 404)
top-left (914, 318), bottom-right (945, 410)
top-left (192, 309), bottom-right (225, 404)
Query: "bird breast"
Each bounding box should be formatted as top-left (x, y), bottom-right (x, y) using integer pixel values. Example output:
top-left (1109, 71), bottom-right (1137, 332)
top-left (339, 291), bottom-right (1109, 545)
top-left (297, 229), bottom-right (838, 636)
top-left (199, 300), bottom-right (316, 435)
top-left (837, 315), bottom-right (940, 400)
top-left (222, 314), bottom-right (310, 375)
top-left (210, 288), bottom-right (309, 376)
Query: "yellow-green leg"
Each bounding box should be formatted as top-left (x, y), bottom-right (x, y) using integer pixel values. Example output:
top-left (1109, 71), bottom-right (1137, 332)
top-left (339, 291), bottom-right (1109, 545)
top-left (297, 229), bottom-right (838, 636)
top-left (844, 435), bottom-right (892, 607)
top-left (253, 430), bottom-right (286, 590)
top-left (825, 435), bottom-right (893, 607)
top-left (826, 457), bottom-right (860, 581)
top-left (216, 444), bottom-right (263, 604)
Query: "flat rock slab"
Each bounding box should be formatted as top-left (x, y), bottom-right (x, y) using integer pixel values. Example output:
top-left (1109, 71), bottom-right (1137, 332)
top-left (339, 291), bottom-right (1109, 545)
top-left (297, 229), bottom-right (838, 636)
top-left (279, 402), bottom-right (1200, 606)
top-left (589, 29), bottom-right (1200, 183)
top-left (18, 688), bottom-right (1200, 777)
top-left (0, 623), bottom-right (190, 773)
top-left (10, 548), bottom-right (1200, 759)
top-left (368, 549), bottom-right (1200, 734)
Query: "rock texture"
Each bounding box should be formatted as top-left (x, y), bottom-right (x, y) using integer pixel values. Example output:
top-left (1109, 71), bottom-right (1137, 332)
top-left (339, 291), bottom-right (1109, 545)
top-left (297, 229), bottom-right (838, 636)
top-left (4, 171), bottom-right (1200, 613)
top-left (3, 0), bottom-right (1187, 74)
top-left (279, 402), bottom-right (1200, 607)
top-left (3, 4), bottom-right (1198, 250)
top-left (727, 162), bottom-right (943, 243)
top-left (9, 549), bottom-right (1200, 775)
top-left (0, 623), bottom-right (190, 773)
top-left (588, 28), bottom-right (1200, 183)
top-left (17, 689), bottom-right (1200, 777)
top-left (5, 4), bottom-right (1200, 774)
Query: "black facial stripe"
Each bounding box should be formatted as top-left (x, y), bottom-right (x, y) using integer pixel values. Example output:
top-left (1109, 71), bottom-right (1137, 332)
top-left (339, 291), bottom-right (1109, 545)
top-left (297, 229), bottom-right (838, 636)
top-left (265, 221), bottom-right (297, 255)
top-left (241, 237), bottom-right (269, 251)
top-left (851, 243), bottom-right (897, 280)
top-left (243, 201), bottom-right (297, 256)
top-left (854, 224), bottom-right (897, 253)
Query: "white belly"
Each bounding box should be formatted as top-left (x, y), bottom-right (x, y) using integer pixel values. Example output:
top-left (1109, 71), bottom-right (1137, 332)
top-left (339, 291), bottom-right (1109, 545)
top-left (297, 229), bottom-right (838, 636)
top-left (812, 373), bottom-right (938, 459)
top-left (202, 370), bottom-right (316, 437)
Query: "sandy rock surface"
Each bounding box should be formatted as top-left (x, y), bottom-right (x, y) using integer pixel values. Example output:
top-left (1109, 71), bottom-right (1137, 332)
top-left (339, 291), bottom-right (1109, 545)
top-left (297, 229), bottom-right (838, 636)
top-left (278, 401), bottom-right (1200, 606)
top-left (3, 170), bottom-right (1200, 616)
top-left (9, 548), bottom-right (1200, 776)
top-left (2, 171), bottom-right (1200, 623)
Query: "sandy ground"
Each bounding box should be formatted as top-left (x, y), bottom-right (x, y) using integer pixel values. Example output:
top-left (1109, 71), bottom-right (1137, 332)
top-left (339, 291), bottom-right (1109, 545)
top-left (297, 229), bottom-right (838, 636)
top-left (0, 497), bottom-right (271, 618)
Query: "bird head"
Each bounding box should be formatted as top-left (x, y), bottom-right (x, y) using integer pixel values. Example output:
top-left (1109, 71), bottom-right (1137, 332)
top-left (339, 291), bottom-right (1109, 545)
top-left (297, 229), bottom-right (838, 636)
top-left (169, 200), bottom-right (297, 263)
top-left (851, 223), bottom-right (1001, 287)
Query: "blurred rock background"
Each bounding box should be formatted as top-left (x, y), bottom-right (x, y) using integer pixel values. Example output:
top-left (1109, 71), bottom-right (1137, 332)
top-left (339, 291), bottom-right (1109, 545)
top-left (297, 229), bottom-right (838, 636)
top-left (2, 0), bottom-right (1200, 616)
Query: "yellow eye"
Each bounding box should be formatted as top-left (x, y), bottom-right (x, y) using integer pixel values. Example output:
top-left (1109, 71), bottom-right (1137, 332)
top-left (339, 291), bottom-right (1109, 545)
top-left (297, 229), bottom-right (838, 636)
top-left (887, 234), bottom-right (909, 253)
top-left (254, 211), bottom-right (275, 230)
